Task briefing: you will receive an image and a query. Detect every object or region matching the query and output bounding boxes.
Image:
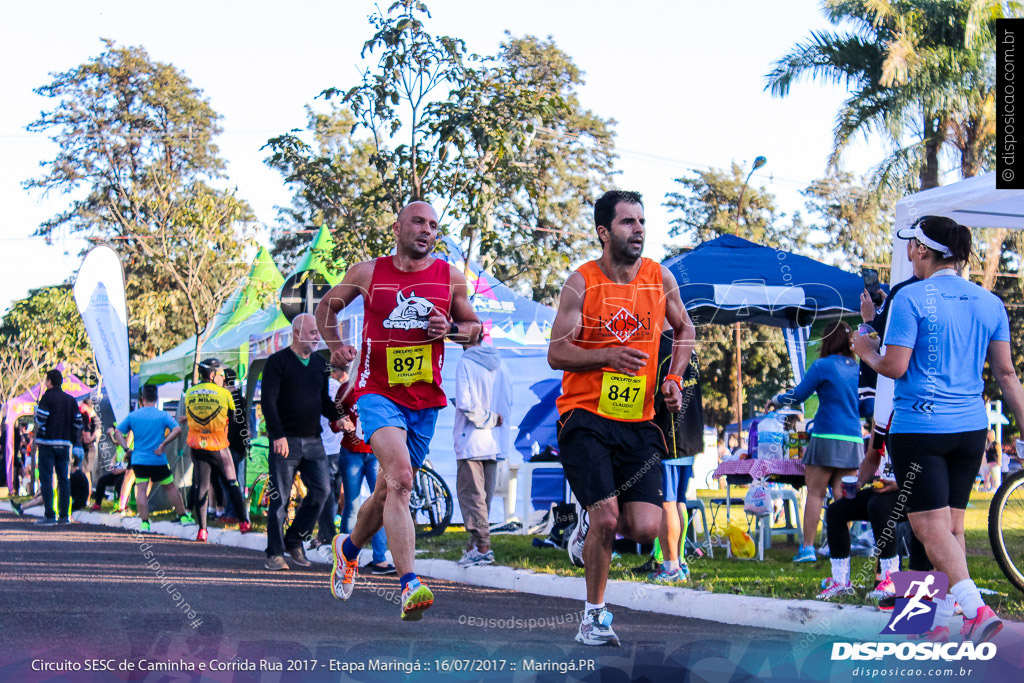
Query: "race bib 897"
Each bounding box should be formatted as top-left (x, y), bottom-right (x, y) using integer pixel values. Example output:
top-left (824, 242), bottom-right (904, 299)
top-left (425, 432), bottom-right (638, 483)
top-left (387, 345), bottom-right (433, 385)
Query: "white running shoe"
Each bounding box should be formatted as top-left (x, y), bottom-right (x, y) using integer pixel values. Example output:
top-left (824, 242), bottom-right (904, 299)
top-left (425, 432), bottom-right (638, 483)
top-left (330, 535), bottom-right (359, 601)
top-left (566, 505), bottom-right (588, 568)
top-left (575, 607), bottom-right (620, 646)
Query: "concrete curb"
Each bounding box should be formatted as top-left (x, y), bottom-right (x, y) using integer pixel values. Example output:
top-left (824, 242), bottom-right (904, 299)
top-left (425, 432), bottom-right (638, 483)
top-left (0, 501), bottom-right (902, 639)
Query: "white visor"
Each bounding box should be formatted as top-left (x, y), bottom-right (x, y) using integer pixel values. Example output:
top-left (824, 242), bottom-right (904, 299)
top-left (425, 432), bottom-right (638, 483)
top-left (895, 225), bottom-right (953, 258)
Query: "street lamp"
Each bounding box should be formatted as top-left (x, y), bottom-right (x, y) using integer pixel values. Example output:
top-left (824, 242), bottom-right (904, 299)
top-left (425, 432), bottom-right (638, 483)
top-left (732, 156), bottom-right (767, 449)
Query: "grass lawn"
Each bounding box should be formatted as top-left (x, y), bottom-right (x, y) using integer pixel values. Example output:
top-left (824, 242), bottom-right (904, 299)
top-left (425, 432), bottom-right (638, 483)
top-left (15, 486), bottom-right (1022, 620)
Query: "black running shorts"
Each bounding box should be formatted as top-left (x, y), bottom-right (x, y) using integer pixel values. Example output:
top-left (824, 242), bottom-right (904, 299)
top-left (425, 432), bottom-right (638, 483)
top-left (887, 429), bottom-right (987, 513)
top-left (556, 408), bottom-right (665, 508)
top-left (132, 463), bottom-right (174, 485)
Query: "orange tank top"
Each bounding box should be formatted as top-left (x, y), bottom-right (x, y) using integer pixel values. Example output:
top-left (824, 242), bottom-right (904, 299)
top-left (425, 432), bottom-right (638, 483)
top-left (556, 258), bottom-right (666, 422)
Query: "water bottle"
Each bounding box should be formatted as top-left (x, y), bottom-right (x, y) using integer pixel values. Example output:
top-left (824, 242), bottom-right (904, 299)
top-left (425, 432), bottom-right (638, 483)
top-left (757, 413), bottom-right (786, 459)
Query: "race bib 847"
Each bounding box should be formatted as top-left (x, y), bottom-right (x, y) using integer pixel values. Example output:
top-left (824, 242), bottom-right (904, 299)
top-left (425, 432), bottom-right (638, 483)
top-left (597, 372), bottom-right (646, 420)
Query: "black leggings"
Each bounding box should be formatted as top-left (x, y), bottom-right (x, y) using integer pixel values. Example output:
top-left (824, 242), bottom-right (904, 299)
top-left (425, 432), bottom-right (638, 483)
top-left (93, 472), bottom-right (126, 505)
top-left (826, 488), bottom-right (900, 559)
top-left (192, 449), bottom-right (247, 529)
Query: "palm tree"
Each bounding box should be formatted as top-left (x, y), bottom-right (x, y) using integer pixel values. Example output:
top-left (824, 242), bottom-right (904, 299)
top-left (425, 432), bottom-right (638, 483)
top-left (767, 0), bottom-right (1020, 288)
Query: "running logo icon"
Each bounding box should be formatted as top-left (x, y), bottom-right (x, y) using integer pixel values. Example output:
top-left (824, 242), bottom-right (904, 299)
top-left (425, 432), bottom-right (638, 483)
top-left (882, 571), bottom-right (949, 635)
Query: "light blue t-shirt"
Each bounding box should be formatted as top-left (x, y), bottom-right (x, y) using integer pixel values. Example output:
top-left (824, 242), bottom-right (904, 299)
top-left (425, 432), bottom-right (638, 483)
top-left (885, 270), bottom-right (1010, 434)
top-left (117, 406), bottom-right (178, 466)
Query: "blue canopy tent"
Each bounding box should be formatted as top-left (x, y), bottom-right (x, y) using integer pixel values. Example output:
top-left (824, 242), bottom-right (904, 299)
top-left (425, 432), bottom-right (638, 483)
top-left (664, 234), bottom-right (867, 328)
top-left (663, 234), bottom-right (869, 385)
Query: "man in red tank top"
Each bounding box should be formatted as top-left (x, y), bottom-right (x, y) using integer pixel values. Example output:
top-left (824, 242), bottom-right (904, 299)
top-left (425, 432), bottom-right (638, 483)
top-left (316, 201), bottom-right (480, 621)
top-left (549, 190), bottom-right (695, 647)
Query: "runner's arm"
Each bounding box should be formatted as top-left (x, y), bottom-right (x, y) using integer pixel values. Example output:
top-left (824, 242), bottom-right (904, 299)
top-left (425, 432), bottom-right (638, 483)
top-left (547, 272), bottom-right (648, 374)
top-left (989, 339), bottom-right (1024, 428)
top-left (111, 428), bottom-right (130, 452)
top-left (855, 338), bottom-right (911, 380)
top-left (316, 261), bottom-right (372, 367)
top-left (662, 266), bottom-right (695, 377)
top-left (433, 266), bottom-right (481, 342)
top-left (154, 426), bottom-right (181, 456)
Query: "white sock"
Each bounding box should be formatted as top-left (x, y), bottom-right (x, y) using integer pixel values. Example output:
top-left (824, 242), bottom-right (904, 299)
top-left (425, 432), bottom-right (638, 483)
top-left (584, 601), bottom-right (605, 614)
top-left (950, 579), bottom-right (985, 620)
top-left (932, 596), bottom-right (956, 629)
top-left (663, 560), bottom-right (680, 572)
top-left (830, 557), bottom-right (851, 585)
top-left (880, 556), bottom-right (899, 577)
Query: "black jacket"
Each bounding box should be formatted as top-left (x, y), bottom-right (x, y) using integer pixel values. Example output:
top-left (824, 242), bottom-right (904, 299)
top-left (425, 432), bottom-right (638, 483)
top-left (34, 387), bottom-right (83, 447)
top-left (260, 349), bottom-right (340, 440)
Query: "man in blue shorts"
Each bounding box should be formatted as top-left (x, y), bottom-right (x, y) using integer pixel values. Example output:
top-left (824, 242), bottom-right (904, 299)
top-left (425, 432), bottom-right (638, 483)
top-left (317, 201), bottom-right (480, 620)
top-left (112, 385), bottom-right (194, 532)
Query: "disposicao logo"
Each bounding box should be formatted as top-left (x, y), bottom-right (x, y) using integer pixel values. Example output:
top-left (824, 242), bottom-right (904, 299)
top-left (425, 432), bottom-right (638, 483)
top-left (830, 571), bottom-right (997, 663)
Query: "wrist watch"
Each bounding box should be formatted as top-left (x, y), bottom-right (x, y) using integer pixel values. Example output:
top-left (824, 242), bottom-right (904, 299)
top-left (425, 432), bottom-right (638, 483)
top-left (664, 374), bottom-right (684, 391)
top-left (448, 322), bottom-right (460, 336)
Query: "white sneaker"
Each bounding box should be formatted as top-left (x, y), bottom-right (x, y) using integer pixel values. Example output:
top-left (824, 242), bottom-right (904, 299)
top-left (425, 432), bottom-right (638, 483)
top-left (566, 505), bottom-right (588, 568)
top-left (575, 607), bottom-right (620, 646)
top-left (457, 547), bottom-right (495, 567)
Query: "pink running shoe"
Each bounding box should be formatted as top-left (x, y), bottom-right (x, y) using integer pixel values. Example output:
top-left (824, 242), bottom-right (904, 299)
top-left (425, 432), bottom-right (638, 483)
top-left (960, 605), bottom-right (1003, 643)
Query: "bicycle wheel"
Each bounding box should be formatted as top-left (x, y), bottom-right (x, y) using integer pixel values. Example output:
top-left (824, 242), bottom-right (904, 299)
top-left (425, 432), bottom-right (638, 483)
top-left (988, 469), bottom-right (1024, 594)
top-left (409, 465), bottom-right (453, 538)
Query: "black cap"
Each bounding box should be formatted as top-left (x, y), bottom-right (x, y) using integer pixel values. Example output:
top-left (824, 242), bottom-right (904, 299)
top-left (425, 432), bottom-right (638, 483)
top-left (197, 358), bottom-right (224, 380)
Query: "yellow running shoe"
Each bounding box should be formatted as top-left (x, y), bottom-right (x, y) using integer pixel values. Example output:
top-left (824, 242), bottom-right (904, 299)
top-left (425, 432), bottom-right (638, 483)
top-left (331, 535), bottom-right (359, 601)
top-left (400, 580), bottom-right (434, 621)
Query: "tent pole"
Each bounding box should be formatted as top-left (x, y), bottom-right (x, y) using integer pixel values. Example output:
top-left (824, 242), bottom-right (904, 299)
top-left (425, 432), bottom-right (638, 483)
top-left (734, 321), bottom-right (743, 447)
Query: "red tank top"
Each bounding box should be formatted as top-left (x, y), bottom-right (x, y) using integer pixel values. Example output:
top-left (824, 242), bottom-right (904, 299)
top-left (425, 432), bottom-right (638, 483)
top-left (354, 256), bottom-right (451, 410)
top-left (556, 258), bottom-right (666, 422)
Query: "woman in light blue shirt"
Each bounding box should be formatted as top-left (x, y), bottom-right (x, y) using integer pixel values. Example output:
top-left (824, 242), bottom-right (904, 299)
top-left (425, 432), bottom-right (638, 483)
top-left (855, 215), bottom-right (1024, 643)
top-left (773, 320), bottom-right (861, 563)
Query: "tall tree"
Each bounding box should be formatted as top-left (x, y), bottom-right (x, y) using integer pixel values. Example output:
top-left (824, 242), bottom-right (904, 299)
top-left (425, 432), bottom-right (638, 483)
top-left (801, 172), bottom-right (897, 272)
top-left (468, 35), bottom-right (616, 304)
top-left (266, 3), bottom-right (615, 303)
top-left (767, 1), bottom-right (1021, 291)
top-left (663, 163), bottom-right (808, 252)
top-left (0, 285), bottom-right (95, 382)
top-left (766, 0), bottom-right (1017, 193)
top-left (25, 40), bottom-right (254, 376)
top-left (264, 104), bottom-right (396, 270)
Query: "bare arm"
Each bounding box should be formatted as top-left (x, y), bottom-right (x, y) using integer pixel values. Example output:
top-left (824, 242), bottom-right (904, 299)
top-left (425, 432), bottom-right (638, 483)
top-left (316, 260), bottom-right (373, 367)
top-left (547, 272), bottom-right (649, 374)
top-left (853, 332), bottom-right (912, 380)
top-left (430, 265), bottom-right (482, 342)
top-left (111, 428), bottom-right (130, 452)
top-left (154, 426), bottom-right (181, 456)
top-left (661, 266), bottom-right (696, 412)
top-left (989, 340), bottom-right (1024, 427)
top-left (856, 446), bottom-right (882, 489)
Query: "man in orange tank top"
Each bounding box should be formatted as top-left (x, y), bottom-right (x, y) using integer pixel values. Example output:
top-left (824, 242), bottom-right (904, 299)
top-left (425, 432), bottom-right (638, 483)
top-left (316, 201), bottom-right (481, 621)
top-left (549, 190), bottom-right (695, 646)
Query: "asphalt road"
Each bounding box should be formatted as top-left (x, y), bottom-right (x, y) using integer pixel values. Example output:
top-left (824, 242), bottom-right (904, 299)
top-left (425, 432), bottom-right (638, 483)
top-left (0, 511), bottom-right (999, 683)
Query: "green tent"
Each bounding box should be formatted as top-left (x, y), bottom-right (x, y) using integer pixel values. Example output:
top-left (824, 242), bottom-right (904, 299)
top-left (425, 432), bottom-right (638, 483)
top-left (139, 247), bottom-right (287, 381)
top-left (291, 225), bottom-right (343, 286)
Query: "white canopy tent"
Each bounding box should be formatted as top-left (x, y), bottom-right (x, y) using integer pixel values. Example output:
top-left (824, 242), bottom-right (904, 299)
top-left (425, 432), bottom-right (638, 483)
top-left (878, 172), bottom-right (1024, 433)
top-left (891, 171), bottom-right (1024, 284)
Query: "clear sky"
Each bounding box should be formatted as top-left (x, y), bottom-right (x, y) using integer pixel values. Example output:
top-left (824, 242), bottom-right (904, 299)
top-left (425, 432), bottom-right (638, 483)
top-left (0, 0), bottom-right (882, 315)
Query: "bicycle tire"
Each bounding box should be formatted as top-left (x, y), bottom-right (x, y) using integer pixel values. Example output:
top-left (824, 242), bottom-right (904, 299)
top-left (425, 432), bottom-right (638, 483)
top-left (988, 468), bottom-right (1024, 595)
top-left (410, 465), bottom-right (453, 538)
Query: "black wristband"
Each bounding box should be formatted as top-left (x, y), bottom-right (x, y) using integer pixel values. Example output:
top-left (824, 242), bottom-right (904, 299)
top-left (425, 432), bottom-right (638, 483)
top-left (448, 322), bottom-right (460, 336)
